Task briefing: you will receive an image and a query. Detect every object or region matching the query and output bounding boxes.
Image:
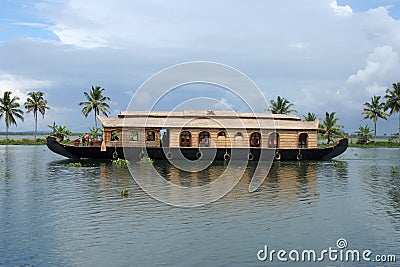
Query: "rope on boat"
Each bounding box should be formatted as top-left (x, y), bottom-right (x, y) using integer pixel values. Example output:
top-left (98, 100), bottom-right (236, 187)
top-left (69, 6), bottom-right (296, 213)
top-left (112, 146), bottom-right (118, 159)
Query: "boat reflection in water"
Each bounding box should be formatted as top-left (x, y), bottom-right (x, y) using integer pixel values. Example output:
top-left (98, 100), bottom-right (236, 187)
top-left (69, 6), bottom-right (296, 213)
top-left (148, 160), bottom-right (319, 206)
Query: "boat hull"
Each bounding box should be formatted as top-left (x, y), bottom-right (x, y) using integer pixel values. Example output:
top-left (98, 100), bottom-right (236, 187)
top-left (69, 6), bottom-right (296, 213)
top-left (46, 136), bottom-right (348, 161)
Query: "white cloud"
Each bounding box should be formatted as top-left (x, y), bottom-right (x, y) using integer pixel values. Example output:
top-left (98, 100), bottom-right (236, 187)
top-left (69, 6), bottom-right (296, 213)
top-left (347, 46), bottom-right (399, 88)
top-left (1, 0), bottom-right (400, 135)
top-left (0, 73), bottom-right (53, 102)
top-left (330, 0), bottom-right (353, 16)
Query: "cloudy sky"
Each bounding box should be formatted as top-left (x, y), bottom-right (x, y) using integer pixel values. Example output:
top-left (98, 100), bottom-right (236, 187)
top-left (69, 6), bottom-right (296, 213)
top-left (0, 0), bottom-right (400, 135)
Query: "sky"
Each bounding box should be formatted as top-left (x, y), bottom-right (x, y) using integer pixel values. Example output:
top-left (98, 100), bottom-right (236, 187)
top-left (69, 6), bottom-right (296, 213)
top-left (0, 0), bottom-right (400, 135)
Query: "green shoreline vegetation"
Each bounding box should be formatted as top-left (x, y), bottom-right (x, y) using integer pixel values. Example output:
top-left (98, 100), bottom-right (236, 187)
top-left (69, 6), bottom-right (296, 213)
top-left (0, 138), bottom-right (47, 145)
top-left (1, 83), bottom-right (399, 148)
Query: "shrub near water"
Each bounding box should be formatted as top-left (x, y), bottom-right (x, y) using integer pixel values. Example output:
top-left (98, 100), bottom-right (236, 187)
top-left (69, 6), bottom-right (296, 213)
top-left (139, 157), bottom-right (154, 164)
top-left (112, 158), bottom-right (130, 167)
top-left (68, 162), bottom-right (82, 167)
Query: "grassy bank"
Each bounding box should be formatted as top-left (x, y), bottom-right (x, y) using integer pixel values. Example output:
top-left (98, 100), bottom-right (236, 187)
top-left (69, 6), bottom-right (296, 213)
top-left (0, 138), bottom-right (47, 145)
top-left (348, 141), bottom-right (400, 148)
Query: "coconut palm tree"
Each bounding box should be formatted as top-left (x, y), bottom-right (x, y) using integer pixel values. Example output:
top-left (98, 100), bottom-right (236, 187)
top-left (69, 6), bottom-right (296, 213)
top-left (268, 96), bottom-right (296, 114)
top-left (318, 112), bottom-right (344, 144)
top-left (79, 85), bottom-right (111, 128)
top-left (303, 112), bottom-right (317, 121)
top-left (384, 82), bottom-right (400, 140)
top-left (355, 125), bottom-right (373, 145)
top-left (24, 91), bottom-right (50, 140)
top-left (0, 91), bottom-right (24, 140)
top-left (362, 95), bottom-right (387, 143)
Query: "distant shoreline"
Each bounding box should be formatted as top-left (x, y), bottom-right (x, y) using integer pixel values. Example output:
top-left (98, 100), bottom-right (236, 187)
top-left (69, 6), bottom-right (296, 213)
top-left (0, 138), bottom-right (47, 145)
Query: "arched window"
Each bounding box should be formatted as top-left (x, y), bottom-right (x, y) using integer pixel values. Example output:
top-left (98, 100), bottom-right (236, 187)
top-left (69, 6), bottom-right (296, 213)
top-left (268, 132), bottom-right (279, 148)
top-left (234, 132), bottom-right (243, 140)
top-left (180, 131), bottom-right (191, 147)
top-left (217, 131), bottom-right (226, 138)
top-left (146, 131), bottom-right (155, 141)
top-left (199, 131), bottom-right (210, 147)
top-left (298, 133), bottom-right (308, 148)
top-left (130, 131), bottom-right (138, 141)
top-left (250, 132), bottom-right (261, 147)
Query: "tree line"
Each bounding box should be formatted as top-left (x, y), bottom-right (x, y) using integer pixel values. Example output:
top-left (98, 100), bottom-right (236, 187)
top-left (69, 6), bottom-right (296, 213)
top-left (0, 85), bottom-right (111, 140)
top-left (1, 82), bottom-right (399, 144)
top-left (268, 82), bottom-right (400, 144)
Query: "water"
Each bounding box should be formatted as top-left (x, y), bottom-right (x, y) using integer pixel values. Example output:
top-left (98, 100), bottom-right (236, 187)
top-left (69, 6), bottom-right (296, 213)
top-left (0, 146), bottom-right (399, 266)
top-left (0, 135), bottom-right (80, 140)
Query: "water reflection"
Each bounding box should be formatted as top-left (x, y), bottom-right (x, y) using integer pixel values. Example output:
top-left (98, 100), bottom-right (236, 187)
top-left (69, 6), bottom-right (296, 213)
top-left (259, 162), bottom-right (319, 206)
top-left (360, 163), bottom-right (400, 230)
top-left (318, 160), bottom-right (349, 195)
top-left (150, 160), bottom-right (319, 206)
top-left (2, 147), bottom-right (400, 266)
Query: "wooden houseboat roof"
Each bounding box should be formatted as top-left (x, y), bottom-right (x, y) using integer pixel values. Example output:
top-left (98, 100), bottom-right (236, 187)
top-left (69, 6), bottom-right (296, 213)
top-left (98, 110), bottom-right (319, 130)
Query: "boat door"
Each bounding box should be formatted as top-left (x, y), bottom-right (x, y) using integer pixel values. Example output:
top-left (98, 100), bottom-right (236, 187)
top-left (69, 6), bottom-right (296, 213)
top-left (161, 129), bottom-right (170, 147)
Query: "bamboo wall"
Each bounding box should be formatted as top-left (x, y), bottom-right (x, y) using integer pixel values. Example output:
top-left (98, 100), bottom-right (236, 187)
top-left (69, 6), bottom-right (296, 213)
top-left (104, 127), bottom-right (318, 149)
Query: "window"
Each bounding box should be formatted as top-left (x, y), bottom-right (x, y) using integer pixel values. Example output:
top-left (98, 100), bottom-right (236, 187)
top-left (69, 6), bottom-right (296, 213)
top-left (234, 132), bottom-right (243, 140)
top-left (199, 131), bottom-right (210, 147)
top-left (268, 132), bottom-right (279, 148)
top-left (298, 133), bottom-right (308, 148)
top-left (250, 132), bottom-right (261, 147)
top-left (180, 131), bottom-right (191, 147)
top-left (217, 131), bottom-right (226, 137)
top-left (130, 131), bottom-right (138, 141)
top-left (111, 130), bottom-right (120, 141)
top-left (146, 131), bottom-right (155, 141)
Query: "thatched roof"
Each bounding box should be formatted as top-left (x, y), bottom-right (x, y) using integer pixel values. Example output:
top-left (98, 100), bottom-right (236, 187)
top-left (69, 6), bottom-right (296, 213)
top-left (98, 110), bottom-right (319, 130)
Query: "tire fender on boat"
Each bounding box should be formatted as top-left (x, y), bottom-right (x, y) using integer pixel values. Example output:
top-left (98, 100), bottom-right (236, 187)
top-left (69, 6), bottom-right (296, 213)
top-left (196, 151), bottom-right (203, 159)
top-left (248, 152), bottom-right (254, 161)
top-left (274, 152), bottom-right (281, 161)
top-left (223, 153), bottom-right (230, 161)
top-left (112, 151), bottom-right (118, 159)
top-left (166, 151), bottom-right (173, 160)
top-left (296, 153), bottom-right (302, 161)
top-left (138, 151), bottom-right (145, 160)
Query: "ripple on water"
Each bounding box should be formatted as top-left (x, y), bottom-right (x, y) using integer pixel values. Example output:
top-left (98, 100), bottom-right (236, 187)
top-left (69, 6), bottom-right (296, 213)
top-left (0, 146), bottom-right (399, 266)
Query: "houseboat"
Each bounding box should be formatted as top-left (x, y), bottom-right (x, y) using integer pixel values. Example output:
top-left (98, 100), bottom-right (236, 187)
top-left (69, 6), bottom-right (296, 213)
top-left (46, 110), bottom-right (348, 161)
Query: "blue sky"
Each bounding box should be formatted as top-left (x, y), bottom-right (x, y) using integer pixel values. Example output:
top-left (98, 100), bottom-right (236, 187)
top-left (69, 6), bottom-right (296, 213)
top-left (0, 0), bottom-right (400, 135)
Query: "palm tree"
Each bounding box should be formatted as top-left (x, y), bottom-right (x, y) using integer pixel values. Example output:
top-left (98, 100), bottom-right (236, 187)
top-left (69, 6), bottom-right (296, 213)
top-left (303, 112), bottom-right (317, 121)
top-left (79, 85), bottom-right (111, 128)
top-left (24, 91), bottom-right (50, 140)
top-left (318, 112), bottom-right (344, 144)
top-left (268, 96), bottom-right (296, 114)
top-left (384, 82), bottom-right (400, 140)
top-left (355, 125), bottom-right (373, 145)
top-left (362, 95), bottom-right (387, 143)
top-left (0, 91), bottom-right (24, 140)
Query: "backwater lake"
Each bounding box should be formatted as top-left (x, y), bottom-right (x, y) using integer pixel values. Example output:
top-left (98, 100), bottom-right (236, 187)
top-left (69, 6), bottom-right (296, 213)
top-left (0, 145), bottom-right (399, 266)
